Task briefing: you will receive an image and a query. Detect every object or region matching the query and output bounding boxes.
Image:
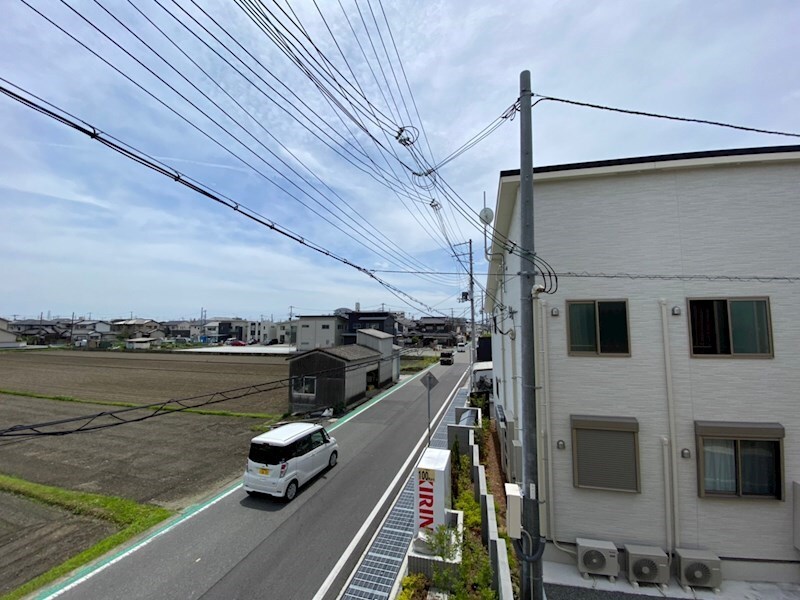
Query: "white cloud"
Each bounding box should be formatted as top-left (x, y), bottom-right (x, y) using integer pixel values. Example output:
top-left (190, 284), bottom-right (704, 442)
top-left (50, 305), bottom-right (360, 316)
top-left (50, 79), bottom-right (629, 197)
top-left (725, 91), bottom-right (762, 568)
top-left (1, 0), bottom-right (799, 320)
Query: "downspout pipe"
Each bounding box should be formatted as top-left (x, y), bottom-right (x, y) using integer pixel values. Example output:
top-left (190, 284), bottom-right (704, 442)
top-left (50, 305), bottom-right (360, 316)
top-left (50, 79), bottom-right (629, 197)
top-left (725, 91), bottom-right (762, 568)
top-left (541, 301), bottom-right (575, 556)
top-left (661, 436), bottom-right (673, 562)
top-left (659, 300), bottom-right (681, 550)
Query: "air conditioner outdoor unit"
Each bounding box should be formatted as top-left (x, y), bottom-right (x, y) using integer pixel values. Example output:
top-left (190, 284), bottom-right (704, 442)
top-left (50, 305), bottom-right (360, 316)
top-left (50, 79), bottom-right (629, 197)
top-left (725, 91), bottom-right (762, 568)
top-left (576, 538), bottom-right (619, 581)
top-left (675, 548), bottom-right (722, 591)
top-left (624, 544), bottom-right (669, 589)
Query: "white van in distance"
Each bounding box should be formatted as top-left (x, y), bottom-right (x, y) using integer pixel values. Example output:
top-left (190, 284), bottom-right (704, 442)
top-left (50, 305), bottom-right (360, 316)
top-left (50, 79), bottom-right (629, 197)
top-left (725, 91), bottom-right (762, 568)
top-left (243, 422), bottom-right (338, 501)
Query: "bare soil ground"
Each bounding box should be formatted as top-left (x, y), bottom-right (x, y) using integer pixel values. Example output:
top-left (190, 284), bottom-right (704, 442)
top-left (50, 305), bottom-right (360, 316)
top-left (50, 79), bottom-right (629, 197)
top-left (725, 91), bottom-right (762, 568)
top-left (0, 349), bottom-right (291, 596)
top-left (484, 420), bottom-right (507, 528)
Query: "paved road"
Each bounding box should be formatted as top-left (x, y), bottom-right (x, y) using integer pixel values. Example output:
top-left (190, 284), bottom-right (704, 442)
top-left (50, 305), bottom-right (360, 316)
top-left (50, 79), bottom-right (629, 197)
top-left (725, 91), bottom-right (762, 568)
top-left (41, 354), bottom-right (471, 600)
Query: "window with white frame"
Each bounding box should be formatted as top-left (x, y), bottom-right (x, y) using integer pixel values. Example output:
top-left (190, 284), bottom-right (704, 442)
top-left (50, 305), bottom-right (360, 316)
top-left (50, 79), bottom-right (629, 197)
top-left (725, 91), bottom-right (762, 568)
top-left (688, 298), bottom-right (772, 356)
top-left (321, 324), bottom-right (330, 329)
top-left (695, 421), bottom-right (784, 499)
top-left (292, 376), bottom-right (316, 395)
top-left (566, 300), bottom-right (630, 355)
top-left (571, 415), bottom-right (640, 492)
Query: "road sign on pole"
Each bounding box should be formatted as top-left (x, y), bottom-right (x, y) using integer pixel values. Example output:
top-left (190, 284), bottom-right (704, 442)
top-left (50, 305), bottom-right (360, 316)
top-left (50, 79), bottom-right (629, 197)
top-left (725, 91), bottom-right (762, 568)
top-left (421, 372), bottom-right (438, 390)
top-left (420, 372), bottom-right (438, 446)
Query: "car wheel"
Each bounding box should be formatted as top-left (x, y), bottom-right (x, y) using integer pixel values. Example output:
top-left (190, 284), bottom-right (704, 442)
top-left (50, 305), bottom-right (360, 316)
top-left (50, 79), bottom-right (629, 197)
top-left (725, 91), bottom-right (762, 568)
top-left (328, 451), bottom-right (338, 469)
top-left (284, 480), bottom-right (298, 502)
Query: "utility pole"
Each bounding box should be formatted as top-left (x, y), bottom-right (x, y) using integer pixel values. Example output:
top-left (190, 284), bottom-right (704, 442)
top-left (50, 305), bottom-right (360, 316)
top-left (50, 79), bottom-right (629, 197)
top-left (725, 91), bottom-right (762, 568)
top-left (518, 69), bottom-right (544, 600)
top-left (469, 240), bottom-right (476, 361)
top-left (289, 306), bottom-right (294, 320)
top-left (453, 240), bottom-right (477, 359)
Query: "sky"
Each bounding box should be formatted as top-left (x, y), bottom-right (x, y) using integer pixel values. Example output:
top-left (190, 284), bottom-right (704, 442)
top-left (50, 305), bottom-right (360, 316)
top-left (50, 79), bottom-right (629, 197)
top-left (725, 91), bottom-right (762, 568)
top-left (1, 0), bottom-right (799, 324)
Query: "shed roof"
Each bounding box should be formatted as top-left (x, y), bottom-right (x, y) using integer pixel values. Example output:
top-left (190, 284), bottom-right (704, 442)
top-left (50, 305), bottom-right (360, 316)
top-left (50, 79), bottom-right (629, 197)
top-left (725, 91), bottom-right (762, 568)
top-left (322, 345), bottom-right (381, 361)
top-left (289, 344), bottom-right (380, 363)
top-left (358, 328), bottom-right (394, 339)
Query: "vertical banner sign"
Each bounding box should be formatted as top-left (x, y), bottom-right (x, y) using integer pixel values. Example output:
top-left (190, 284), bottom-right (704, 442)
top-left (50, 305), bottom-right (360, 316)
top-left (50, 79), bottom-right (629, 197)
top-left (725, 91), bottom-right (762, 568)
top-left (415, 447), bottom-right (451, 533)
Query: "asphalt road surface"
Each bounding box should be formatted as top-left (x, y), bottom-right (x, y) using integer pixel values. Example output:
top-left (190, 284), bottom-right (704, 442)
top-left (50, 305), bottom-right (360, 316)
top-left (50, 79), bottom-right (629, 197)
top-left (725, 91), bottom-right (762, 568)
top-left (41, 355), bottom-right (471, 600)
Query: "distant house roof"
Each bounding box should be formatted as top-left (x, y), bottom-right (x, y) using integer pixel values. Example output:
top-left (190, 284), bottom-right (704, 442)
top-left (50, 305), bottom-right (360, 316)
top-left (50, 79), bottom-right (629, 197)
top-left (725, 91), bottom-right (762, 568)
top-left (358, 328), bottom-right (394, 340)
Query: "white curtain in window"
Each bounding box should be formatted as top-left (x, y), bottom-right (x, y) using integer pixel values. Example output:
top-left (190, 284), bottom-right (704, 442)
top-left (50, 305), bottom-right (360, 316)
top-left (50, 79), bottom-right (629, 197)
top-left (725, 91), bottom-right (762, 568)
top-left (703, 439), bottom-right (736, 493)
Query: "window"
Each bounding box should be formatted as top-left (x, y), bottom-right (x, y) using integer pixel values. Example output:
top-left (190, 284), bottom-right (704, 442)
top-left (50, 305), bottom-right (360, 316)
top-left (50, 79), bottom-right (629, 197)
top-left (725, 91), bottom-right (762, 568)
top-left (249, 442), bottom-right (293, 465)
top-left (294, 436), bottom-right (311, 457)
top-left (301, 324), bottom-right (310, 328)
top-left (689, 298), bottom-right (772, 356)
top-left (310, 430), bottom-right (325, 449)
top-left (571, 415), bottom-right (639, 492)
top-left (292, 376), bottom-right (316, 395)
top-left (321, 324), bottom-right (330, 330)
top-left (567, 300), bottom-right (630, 355)
top-left (695, 421), bottom-right (784, 499)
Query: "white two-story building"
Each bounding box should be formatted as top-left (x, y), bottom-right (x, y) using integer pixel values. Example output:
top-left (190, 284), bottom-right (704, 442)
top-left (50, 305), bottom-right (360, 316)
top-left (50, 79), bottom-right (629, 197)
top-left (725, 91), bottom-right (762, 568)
top-left (485, 145), bottom-right (800, 586)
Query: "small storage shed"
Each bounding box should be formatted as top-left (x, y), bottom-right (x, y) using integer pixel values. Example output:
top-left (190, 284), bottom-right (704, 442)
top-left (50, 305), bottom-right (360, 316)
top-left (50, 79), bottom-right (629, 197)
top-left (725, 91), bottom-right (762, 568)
top-left (288, 344), bottom-right (381, 414)
top-left (356, 328), bottom-right (399, 385)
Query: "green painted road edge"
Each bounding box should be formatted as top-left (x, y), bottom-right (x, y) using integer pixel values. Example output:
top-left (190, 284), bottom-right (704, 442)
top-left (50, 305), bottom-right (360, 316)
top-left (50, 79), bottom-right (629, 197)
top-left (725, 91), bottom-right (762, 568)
top-left (36, 363), bottom-right (439, 599)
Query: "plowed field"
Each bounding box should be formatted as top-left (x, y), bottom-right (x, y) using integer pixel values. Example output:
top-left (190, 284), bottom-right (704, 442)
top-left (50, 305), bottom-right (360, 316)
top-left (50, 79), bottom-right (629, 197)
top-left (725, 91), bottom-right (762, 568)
top-left (0, 349), bottom-right (290, 596)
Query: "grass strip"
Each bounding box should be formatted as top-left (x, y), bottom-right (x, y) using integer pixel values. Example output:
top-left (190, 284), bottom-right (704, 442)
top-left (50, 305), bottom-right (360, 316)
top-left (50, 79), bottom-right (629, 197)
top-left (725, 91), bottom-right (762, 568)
top-left (0, 388), bottom-right (278, 419)
top-left (0, 473), bottom-right (172, 600)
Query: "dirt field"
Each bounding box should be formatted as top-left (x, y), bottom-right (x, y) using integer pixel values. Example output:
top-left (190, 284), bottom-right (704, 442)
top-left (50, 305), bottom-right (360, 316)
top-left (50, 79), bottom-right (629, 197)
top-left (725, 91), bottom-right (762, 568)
top-left (0, 349), bottom-right (291, 596)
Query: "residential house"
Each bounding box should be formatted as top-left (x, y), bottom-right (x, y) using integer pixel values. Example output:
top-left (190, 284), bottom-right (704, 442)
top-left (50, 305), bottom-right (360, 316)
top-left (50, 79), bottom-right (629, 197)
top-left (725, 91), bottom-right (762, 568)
top-left (485, 145), bottom-right (800, 584)
top-left (70, 320), bottom-right (114, 345)
top-left (8, 319), bottom-right (67, 345)
top-left (394, 315), bottom-right (416, 345)
top-left (342, 311), bottom-right (397, 345)
top-left (0, 320), bottom-right (21, 348)
top-left (296, 314), bottom-right (348, 350)
top-left (201, 318), bottom-right (250, 343)
top-left (163, 320), bottom-right (202, 340)
top-left (288, 344), bottom-right (381, 414)
top-left (111, 319), bottom-right (162, 339)
top-left (416, 316), bottom-right (458, 347)
top-left (270, 319), bottom-right (298, 345)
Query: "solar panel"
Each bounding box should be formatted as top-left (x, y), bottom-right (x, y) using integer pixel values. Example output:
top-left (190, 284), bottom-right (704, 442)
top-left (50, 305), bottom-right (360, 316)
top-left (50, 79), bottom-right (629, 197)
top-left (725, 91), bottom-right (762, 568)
top-left (341, 389), bottom-right (469, 599)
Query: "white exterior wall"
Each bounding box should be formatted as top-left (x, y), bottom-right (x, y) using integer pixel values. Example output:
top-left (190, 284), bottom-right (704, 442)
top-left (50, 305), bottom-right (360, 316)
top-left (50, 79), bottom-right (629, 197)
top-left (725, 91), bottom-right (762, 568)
top-left (488, 157), bottom-right (800, 566)
top-left (356, 330), bottom-right (395, 383)
top-left (297, 317), bottom-right (343, 349)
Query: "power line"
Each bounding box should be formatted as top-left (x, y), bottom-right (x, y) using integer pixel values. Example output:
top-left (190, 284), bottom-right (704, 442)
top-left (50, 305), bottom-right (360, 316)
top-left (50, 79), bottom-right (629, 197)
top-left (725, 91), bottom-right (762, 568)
top-left (164, 0), bottom-right (460, 279)
top-left (0, 79), bottom-right (447, 317)
top-left (51, 0), bottom-right (449, 285)
top-left (236, 0), bottom-right (459, 258)
top-left (556, 272), bottom-right (800, 282)
top-left (533, 94), bottom-right (800, 139)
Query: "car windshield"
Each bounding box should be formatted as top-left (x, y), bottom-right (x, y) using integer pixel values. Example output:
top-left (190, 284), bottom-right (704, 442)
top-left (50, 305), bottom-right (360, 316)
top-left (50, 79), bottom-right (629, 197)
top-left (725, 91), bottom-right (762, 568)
top-left (249, 442), bottom-right (291, 465)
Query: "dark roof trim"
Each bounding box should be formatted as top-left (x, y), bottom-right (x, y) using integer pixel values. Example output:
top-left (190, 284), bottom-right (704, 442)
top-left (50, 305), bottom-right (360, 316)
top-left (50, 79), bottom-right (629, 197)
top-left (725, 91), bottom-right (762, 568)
top-left (500, 145), bottom-right (800, 178)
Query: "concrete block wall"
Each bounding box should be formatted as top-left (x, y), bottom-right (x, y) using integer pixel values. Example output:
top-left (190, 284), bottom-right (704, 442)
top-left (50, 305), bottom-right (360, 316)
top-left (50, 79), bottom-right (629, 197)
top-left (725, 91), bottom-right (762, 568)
top-left (466, 428), bottom-right (515, 597)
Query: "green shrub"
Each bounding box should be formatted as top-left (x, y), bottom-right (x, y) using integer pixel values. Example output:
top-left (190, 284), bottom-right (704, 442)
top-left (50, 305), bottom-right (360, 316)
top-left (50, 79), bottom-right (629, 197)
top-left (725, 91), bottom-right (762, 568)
top-left (397, 573), bottom-right (428, 600)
